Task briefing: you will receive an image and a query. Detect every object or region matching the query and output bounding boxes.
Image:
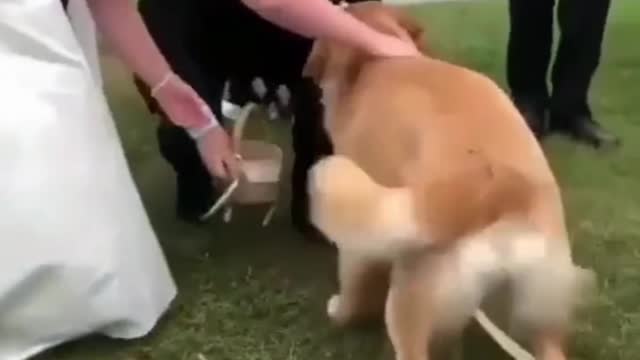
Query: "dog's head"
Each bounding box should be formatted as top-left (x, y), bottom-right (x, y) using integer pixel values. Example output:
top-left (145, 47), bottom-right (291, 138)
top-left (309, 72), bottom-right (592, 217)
top-left (302, 2), bottom-right (428, 85)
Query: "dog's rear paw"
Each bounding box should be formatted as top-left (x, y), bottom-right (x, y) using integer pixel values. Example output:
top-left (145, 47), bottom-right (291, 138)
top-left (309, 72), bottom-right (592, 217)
top-left (327, 294), bottom-right (348, 325)
top-left (327, 294), bottom-right (341, 317)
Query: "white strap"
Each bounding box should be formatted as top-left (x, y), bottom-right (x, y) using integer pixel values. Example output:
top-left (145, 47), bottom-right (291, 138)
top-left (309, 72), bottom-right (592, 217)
top-left (262, 203), bottom-right (278, 227)
top-left (474, 310), bottom-right (535, 360)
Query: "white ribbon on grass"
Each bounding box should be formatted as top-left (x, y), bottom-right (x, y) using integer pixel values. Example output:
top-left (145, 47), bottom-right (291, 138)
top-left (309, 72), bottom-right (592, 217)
top-left (474, 310), bottom-right (535, 360)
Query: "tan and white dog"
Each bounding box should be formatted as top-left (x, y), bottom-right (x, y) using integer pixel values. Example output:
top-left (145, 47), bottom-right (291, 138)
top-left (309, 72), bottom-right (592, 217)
top-left (303, 2), bottom-right (595, 360)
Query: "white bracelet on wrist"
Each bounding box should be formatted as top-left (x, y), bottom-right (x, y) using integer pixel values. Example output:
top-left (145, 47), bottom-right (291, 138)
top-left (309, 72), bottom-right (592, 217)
top-left (187, 121), bottom-right (219, 140)
top-left (187, 109), bottom-right (220, 141)
top-left (151, 72), bottom-right (175, 97)
top-left (150, 71), bottom-right (219, 140)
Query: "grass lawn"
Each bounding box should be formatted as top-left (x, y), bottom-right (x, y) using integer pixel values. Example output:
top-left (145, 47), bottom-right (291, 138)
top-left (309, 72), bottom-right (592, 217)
top-left (37, 0), bottom-right (640, 359)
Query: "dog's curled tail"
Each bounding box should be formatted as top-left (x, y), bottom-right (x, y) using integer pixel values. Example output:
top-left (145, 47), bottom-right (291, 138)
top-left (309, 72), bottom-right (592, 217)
top-left (308, 155), bottom-right (428, 258)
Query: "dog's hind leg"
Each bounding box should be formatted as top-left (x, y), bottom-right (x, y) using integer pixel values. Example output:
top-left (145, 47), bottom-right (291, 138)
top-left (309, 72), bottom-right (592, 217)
top-left (385, 251), bottom-right (484, 360)
top-left (510, 258), bottom-right (596, 360)
top-left (326, 249), bottom-right (390, 326)
top-left (384, 267), bottom-right (434, 360)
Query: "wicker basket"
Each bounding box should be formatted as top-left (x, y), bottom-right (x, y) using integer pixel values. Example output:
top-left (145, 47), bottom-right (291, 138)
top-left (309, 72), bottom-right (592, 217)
top-left (231, 103), bottom-right (282, 203)
top-left (209, 101), bottom-right (283, 226)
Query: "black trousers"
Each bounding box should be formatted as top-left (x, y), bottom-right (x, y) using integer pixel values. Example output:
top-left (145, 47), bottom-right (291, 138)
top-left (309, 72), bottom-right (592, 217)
top-left (507, 0), bottom-right (611, 124)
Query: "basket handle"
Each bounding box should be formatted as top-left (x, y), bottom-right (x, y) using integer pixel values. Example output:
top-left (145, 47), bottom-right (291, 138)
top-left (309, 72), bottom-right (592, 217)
top-left (226, 101), bottom-right (277, 151)
top-left (230, 102), bottom-right (258, 150)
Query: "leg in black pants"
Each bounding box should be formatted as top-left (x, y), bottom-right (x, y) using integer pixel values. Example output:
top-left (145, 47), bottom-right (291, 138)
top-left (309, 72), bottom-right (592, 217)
top-left (550, 0), bottom-right (618, 147)
top-left (156, 122), bottom-right (216, 223)
top-left (507, 0), bottom-right (618, 147)
top-left (258, 28), bottom-right (333, 236)
top-left (290, 78), bottom-right (333, 235)
top-left (287, 0), bottom-right (377, 235)
top-left (507, 0), bottom-right (555, 137)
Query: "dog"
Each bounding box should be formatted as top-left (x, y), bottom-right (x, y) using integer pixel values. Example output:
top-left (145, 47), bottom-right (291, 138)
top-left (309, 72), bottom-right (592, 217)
top-left (303, 2), bottom-right (595, 359)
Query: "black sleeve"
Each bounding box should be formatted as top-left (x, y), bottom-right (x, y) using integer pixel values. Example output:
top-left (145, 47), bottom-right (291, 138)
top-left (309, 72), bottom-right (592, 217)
top-left (136, 1), bottom-right (225, 117)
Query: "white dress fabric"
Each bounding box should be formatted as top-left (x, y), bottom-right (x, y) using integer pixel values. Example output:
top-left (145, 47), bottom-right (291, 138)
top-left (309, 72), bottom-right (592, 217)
top-left (0, 1), bottom-right (177, 359)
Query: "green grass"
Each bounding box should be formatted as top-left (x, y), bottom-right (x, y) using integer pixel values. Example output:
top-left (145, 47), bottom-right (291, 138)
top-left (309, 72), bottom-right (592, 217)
top-left (37, 1), bottom-right (640, 359)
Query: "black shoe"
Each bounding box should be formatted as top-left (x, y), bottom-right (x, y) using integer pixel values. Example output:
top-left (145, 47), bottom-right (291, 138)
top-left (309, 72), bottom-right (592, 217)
top-left (549, 115), bottom-right (620, 149)
top-left (513, 99), bottom-right (548, 139)
top-left (175, 173), bottom-right (217, 224)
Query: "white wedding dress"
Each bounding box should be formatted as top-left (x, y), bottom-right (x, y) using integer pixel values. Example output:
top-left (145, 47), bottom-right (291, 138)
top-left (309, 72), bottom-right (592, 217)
top-left (0, 1), bottom-right (177, 359)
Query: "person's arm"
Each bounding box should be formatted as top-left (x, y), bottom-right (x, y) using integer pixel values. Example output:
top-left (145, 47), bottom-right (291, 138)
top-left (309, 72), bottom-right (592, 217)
top-left (86, 0), bottom-right (240, 179)
top-left (86, 0), bottom-right (218, 130)
top-left (86, 0), bottom-right (171, 89)
top-left (240, 0), bottom-right (419, 57)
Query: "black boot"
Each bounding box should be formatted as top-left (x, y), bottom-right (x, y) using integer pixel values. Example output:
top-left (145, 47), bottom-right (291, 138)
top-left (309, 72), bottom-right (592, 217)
top-left (549, 0), bottom-right (615, 148)
top-left (549, 114), bottom-right (620, 149)
top-left (513, 98), bottom-right (549, 139)
top-left (506, 0), bottom-right (555, 139)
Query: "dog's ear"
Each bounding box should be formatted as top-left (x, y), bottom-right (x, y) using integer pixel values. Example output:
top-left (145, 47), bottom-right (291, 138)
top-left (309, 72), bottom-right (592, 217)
top-left (302, 41), bottom-right (329, 82)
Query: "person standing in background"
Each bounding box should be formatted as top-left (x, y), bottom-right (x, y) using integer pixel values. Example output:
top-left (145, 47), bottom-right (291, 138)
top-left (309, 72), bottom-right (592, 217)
top-left (507, 0), bottom-right (619, 148)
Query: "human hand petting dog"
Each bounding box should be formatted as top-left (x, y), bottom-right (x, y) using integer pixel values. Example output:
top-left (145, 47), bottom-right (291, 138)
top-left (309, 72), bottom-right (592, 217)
top-left (241, 0), bottom-right (421, 59)
top-left (152, 73), bottom-right (241, 180)
top-left (364, 32), bottom-right (421, 57)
